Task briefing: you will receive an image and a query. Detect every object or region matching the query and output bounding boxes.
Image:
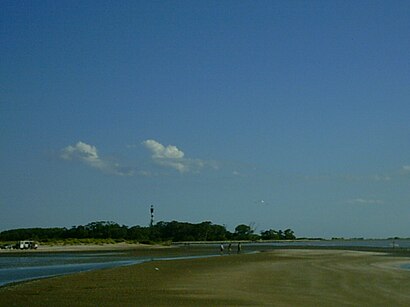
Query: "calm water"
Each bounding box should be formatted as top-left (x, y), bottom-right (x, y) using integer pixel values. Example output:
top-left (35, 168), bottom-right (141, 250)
top-left (0, 252), bottom-right (147, 287)
top-left (1, 239), bottom-right (410, 287)
top-left (0, 252), bottom-right (223, 287)
top-left (252, 239), bottom-right (410, 249)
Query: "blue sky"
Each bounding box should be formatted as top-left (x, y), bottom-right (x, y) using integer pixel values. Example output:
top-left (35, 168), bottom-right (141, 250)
top-left (1, 0), bottom-right (410, 238)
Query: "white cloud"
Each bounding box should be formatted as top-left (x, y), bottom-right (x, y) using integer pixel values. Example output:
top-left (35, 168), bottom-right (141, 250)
top-left (61, 141), bottom-right (132, 176)
top-left (142, 139), bottom-right (207, 173)
top-left (143, 139), bottom-right (184, 159)
top-left (61, 141), bottom-right (102, 167)
top-left (348, 198), bottom-right (384, 205)
top-left (372, 174), bottom-right (392, 181)
top-left (403, 165), bottom-right (410, 172)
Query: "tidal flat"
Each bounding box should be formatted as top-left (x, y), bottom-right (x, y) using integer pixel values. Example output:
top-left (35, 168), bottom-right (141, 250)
top-left (1, 246), bottom-right (410, 306)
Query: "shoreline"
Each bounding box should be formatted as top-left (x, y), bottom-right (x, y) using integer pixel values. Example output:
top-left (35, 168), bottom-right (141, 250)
top-left (1, 248), bottom-right (410, 306)
top-left (0, 242), bottom-right (171, 253)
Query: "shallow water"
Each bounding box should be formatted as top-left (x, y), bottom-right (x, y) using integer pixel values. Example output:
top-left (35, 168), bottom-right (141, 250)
top-left (0, 252), bottom-right (144, 287)
top-left (0, 252), bottom-right (124, 269)
top-left (0, 252), bottom-right (225, 287)
top-left (0, 259), bottom-right (143, 287)
top-left (250, 239), bottom-right (410, 249)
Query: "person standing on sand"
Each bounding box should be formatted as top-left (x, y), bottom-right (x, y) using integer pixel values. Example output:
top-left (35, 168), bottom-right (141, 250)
top-left (220, 243), bottom-right (224, 254)
top-left (228, 243), bottom-right (232, 254)
top-left (237, 242), bottom-right (242, 254)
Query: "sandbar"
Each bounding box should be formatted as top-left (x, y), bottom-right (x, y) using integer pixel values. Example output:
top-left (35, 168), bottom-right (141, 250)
top-left (1, 249), bottom-right (409, 306)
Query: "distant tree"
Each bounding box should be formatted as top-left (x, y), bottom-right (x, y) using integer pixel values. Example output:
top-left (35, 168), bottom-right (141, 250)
top-left (206, 223), bottom-right (229, 241)
top-left (0, 227), bottom-right (66, 241)
top-left (234, 224), bottom-right (253, 240)
top-left (127, 226), bottom-right (150, 242)
top-left (260, 228), bottom-right (296, 240)
top-left (195, 221), bottom-right (229, 241)
top-left (260, 229), bottom-right (280, 240)
top-left (149, 220), bottom-right (230, 242)
top-left (64, 225), bottom-right (89, 239)
top-left (62, 221), bottom-right (128, 240)
top-left (284, 229), bottom-right (296, 240)
top-left (0, 220), bottom-right (295, 243)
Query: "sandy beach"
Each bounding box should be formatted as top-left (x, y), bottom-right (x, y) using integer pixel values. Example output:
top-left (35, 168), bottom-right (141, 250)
top-left (1, 248), bottom-right (410, 306)
top-left (0, 242), bottom-right (171, 253)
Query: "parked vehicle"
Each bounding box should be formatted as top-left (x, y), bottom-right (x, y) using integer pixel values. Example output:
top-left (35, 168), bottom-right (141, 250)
top-left (16, 240), bottom-right (38, 249)
top-left (0, 244), bottom-right (14, 249)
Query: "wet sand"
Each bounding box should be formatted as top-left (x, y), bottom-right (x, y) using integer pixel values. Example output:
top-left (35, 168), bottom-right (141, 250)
top-left (1, 249), bottom-right (409, 306)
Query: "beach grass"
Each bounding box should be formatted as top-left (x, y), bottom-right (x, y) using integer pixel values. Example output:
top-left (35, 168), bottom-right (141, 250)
top-left (1, 248), bottom-right (410, 306)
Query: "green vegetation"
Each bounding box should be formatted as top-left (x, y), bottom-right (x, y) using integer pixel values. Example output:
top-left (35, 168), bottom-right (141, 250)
top-left (261, 228), bottom-right (296, 240)
top-left (0, 220), bottom-right (296, 244)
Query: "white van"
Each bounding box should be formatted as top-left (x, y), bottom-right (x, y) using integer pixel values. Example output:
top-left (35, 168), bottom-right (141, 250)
top-left (17, 241), bottom-right (38, 249)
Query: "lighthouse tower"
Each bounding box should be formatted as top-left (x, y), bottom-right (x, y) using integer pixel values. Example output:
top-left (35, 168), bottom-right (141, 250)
top-left (150, 205), bottom-right (154, 227)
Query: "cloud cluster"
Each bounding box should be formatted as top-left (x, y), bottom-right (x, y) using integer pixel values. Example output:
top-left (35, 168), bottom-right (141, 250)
top-left (61, 139), bottom-right (216, 176)
top-left (61, 141), bottom-right (132, 176)
top-left (143, 140), bottom-right (184, 159)
top-left (142, 139), bottom-right (203, 173)
top-left (61, 142), bottom-right (102, 168)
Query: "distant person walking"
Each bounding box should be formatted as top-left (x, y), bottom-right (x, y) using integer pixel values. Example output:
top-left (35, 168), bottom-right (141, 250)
top-left (228, 243), bottom-right (232, 254)
top-left (237, 242), bottom-right (242, 254)
top-left (220, 243), bottom-right (224, 255)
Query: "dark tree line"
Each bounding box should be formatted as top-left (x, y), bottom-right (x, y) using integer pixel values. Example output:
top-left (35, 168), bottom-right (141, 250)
top-left (0, 221), bottom-right (296, 242)
top-left (260, 228), bottom-right (296, 240)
